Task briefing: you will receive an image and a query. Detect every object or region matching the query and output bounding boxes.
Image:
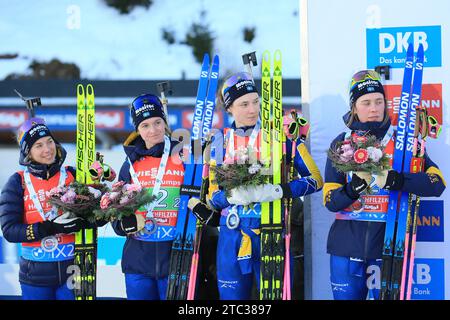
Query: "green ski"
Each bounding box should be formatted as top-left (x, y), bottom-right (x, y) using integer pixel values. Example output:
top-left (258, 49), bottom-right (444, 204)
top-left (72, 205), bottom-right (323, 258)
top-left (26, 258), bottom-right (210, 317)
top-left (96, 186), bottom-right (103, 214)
top-left (74, 84), bottom-right (97, 300)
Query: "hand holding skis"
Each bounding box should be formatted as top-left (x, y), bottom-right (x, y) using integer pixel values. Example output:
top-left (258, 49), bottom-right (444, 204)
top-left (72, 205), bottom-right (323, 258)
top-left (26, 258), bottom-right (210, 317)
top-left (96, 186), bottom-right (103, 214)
top-left (375, 170), bottom-right (404, 191)
top-left (187, 198), bottom-right (220, 227)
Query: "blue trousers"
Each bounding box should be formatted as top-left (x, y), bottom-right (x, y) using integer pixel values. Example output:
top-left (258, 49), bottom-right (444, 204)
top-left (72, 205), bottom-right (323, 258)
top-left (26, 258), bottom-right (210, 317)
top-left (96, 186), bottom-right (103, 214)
top-left (330, 255), bottom-right (382, 300)
top-left (125, 273), bottom-right (168, 300)
top-left (216, 220), bottom-right (261, 300)
top-left (21, 283), bottom-right (74, 300)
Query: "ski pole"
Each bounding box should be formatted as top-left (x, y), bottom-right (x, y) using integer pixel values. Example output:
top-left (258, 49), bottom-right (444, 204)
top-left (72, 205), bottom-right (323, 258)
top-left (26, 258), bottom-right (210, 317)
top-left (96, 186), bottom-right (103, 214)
top-left (157, 81), bottom-right (172, 131)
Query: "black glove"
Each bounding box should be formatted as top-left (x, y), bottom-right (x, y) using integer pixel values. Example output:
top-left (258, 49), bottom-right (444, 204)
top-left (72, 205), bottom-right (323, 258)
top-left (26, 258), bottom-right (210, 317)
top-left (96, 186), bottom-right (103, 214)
top-left (381, 170), bottom-right (405, 191)
top-left (120, 214), bottom-right (145, 234)
top-left (39, 213), bottom-right (85, 235)
top-left (348, 173), bottom-right (369, 196)
top-left (188, 198), bottom-right (220, 227)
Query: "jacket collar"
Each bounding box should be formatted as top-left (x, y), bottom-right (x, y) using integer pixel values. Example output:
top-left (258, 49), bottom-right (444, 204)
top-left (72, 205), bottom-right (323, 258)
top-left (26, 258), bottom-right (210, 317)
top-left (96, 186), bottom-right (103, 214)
top-left (343, 111), bottom-right (391, 139)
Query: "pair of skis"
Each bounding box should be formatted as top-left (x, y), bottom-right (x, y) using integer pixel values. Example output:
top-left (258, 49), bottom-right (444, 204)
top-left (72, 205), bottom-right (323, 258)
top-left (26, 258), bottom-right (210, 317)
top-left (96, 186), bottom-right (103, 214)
top-left (74, 84), bottom-right (97, 300)
top-left (380, 43), bottom-right (426, 300)
top-left (166, 54), bottom-right (220, 300)
top-left (260, 50), bottom-right (286, 300)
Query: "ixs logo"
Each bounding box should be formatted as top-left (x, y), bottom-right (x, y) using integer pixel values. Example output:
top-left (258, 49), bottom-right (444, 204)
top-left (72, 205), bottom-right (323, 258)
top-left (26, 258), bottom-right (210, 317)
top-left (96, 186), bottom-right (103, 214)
top-left (410, 258), bottom-right (445, 300)
top-left (384, 84), bottom-right (442, 126)
top-left (366, 26), bottom-right (442, 68)
top-left (417, 200), bottom-right (444, 242)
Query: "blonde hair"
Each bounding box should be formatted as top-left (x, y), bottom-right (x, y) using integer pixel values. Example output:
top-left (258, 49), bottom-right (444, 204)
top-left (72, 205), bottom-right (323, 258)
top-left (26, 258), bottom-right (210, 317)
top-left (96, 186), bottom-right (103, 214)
top-left (345, 98), bottom-right (390, 127)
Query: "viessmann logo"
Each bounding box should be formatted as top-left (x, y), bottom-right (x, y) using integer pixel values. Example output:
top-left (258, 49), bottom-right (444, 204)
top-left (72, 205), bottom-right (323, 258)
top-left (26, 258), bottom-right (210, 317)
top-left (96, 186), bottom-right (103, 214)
top-left (366, 26), bottom-right (442, 68)
top-left (417, 200), bottom-right (444, 242)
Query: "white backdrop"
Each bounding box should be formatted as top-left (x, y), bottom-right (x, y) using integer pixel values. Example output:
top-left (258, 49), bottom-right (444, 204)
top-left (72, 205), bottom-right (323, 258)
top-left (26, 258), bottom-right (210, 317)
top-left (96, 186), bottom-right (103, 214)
top-left (301, 0), bottom-right (449, 299)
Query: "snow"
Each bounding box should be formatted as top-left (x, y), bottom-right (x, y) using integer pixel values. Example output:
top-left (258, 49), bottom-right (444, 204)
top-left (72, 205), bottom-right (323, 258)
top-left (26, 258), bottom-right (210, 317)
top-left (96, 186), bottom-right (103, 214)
top-left (0, 0), bottom-right (300, 80)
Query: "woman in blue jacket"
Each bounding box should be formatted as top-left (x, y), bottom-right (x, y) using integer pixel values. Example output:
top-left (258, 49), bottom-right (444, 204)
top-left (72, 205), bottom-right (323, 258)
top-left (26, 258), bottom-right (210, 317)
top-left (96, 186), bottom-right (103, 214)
top-left (323, 70), bottom-right (446, 300)
top-left (111, 94), bottom-right (184, 300)
top-left (189, 72), bottom-right (323, 300)
top-left (0, 118), bottom-right (86, 300)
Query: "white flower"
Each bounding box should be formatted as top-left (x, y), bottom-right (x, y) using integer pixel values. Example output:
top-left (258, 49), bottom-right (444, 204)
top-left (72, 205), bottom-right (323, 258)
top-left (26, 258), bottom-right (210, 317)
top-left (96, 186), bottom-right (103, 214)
top-left (248, 163), bottom-right (262, 174)
top-left (88, 186), bottom-right (102, 199)
top-left (367, 147), bottom-right (383, 162)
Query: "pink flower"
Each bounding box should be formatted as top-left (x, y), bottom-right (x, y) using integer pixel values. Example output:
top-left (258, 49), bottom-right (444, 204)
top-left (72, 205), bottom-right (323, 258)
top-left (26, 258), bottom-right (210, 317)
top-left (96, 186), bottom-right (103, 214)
top-left (61, 190), bottom-right (77, 203)
top-left (46, 186), bottom-right (65, 198)
top-left (339, 144), bottom-right (354, 162)
top-left (60, 189), bottom-right (76, 204)
top-left (100, 194), bottom-right (112, 209)
top-left (354, 149), bottom-right (369, 164)
top-left (352, 135), bottom-right (368, 144)
top-left (112, 181), bottom-right (126, 191)
top-left (125, 183), bottom-right (142, 193)
top-left (223, 157), bottom-right (235, 165)
top-left (119, 195), bottom-right (131, 205)
top-left (109, 191), bottom-right (121, 201)
top-left (87, 186), bottom-right (102, 199)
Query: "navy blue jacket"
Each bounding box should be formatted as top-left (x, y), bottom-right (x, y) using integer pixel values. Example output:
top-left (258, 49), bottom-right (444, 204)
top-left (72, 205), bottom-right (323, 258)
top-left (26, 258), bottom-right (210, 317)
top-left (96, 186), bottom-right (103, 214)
top-left (112, 134), bottom-right (182, 278)
top-left (324, 113), bottom-right (446, 260)
top-left (0, 144), bottom-right (77, 286)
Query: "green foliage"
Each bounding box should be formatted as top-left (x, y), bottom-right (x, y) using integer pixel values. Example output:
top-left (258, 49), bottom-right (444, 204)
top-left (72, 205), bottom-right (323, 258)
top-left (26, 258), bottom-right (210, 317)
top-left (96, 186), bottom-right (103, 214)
top-left (5, 58), bottom-right (80, 80)
top-left (182, 22), bottom-right (214, 64)
top-left (211, 163), bottom-right (267, 197)
top-left (243, 26), bottom-right (256, 43)
top-left (104, 0), bottom-right (153, 14)
top-left (162, 27), bottom-right (176, 45)
top-left (93, 188), bottom-right (155, 222)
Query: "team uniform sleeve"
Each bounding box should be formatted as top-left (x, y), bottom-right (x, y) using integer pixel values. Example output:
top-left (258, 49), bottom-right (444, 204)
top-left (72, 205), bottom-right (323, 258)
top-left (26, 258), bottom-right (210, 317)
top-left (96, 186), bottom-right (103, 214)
top-left (0, 173), bottom-right (46, 243)
top-left (282, 139), bottom-right (323, 198)
top-left (321, 134), bottom-right (361, 212)
top-left (401, 150), bottom-right (446, 197)
top-left (203, 130), bottom-right (231, 211)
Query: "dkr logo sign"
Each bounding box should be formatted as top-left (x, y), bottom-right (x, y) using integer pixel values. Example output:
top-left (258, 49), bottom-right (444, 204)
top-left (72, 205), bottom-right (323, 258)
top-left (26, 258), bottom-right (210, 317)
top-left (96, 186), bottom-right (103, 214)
top-left (384, 84), bottom-right (443, 126)
top-left (411, 258), bottom-right (445, 300)
top-left (417, 200), bottom-right (444, 242)
top-left (366, 26), bottom-right (442, 68)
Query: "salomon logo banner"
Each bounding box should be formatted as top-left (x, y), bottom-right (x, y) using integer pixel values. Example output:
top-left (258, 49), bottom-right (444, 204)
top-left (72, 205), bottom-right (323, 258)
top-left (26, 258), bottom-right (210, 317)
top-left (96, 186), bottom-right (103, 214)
top-left (385, 84), bottom-right (443, 126)
top-left (366, 26), bottom-right (442, 68)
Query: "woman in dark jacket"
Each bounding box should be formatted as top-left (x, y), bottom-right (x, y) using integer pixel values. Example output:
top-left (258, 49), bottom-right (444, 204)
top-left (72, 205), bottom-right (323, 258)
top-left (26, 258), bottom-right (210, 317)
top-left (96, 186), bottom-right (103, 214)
top-left (323, 70), bottom-right (446, 300)
top-left (111, 94), bottom-right (184, 300)
top-left (0, 118), bottom-right (86, 300)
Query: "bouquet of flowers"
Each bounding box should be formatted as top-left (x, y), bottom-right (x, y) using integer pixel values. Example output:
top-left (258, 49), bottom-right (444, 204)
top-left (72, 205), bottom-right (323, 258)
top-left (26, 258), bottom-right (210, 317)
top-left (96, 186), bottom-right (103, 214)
top-left (46, 181), bottom-right (108, 223)
top-left (211, 146), bottom-right (268, 197)
top-left (93, 181), bottom-right (156, 221)
top-left (327, 133), bottom-right (391, 192)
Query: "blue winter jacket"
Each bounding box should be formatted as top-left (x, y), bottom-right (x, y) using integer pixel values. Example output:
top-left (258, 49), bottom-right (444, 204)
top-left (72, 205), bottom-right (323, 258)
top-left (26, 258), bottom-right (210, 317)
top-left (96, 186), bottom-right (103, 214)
top-left (323, 113), bottom-right (446, 260)
top-left (111, 134), bottom-right (182, 278)
top-left (0, 144), bottom-right (77, 286)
